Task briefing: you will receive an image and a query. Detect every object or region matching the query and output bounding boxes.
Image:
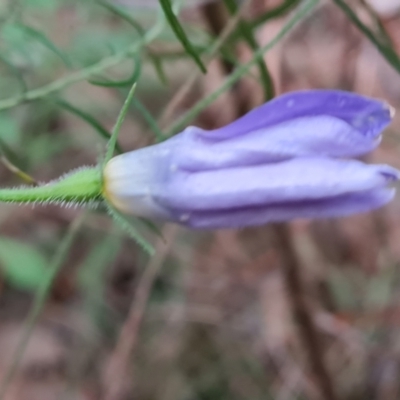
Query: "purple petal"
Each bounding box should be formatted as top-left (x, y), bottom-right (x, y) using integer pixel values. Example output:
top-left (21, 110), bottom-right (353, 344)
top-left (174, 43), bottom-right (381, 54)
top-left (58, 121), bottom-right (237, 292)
top-left (200, 90), bottom-right (392, 140)
top-left (103, 89), bottom-right (398, 228)
top-left (175, 188), bottom-right (395, 229)
top-left (176, 115), bottom-right (383, 170)
top-left (156, 158), bottom-right (398, 211)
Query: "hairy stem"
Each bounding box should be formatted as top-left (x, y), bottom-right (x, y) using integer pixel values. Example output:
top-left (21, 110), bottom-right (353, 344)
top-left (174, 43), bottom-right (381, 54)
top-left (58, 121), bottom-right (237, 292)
top-left (0, 167), bottom-right (102, 205)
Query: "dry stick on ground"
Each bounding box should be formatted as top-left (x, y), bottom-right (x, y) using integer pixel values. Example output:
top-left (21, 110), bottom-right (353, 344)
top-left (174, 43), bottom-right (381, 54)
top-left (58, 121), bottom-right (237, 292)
top-left (103, 225), bottom-right (178, 400)
top-left (274, 223), bottom-right (338, 400)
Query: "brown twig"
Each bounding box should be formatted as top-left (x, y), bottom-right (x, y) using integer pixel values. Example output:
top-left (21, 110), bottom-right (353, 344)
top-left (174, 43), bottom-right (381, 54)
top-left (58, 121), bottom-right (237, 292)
top-left (0, 155), bottom-right (38, 185)
top-left (102, 224), bottom-right (178, 400)
top-left (274, 223), bottom-right (338, 400)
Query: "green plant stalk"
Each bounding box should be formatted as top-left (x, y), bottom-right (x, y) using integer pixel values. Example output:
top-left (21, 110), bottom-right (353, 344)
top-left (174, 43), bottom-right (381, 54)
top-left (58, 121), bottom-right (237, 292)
top-left (18, 23), bottom-right (72, 68)
top-left (104, 82), bottom-right (137, 164)
top-left (167, 0), bottom-right (318, 136)
top-left (0, 16), bottom-right (164, 111)
top-left (106, 204), bottom-right (155, 255)
top-left (359, 0), bottom-right (393, 47)
top-left (54, 98), bottom-right (123, 153)
top-left (132, 97), bottom-right (165, 142)
top-left (0, 52), bottom-right (27, 93)
top-left (223, 0), bottom-right (275, 101)
top-left (98, 0), bottom-right (168, 84)
top-left (0, 167), bottom-right (102, 205)
top-left (252, 0), bottom-right (302, 28)
top-left (89, 52), bottom-right (142, 88)
top-left (0, 215), bottom-right (85, 400)
top-left (332, 0), bottom-right (400, 73)
top-left (158, 0), bottom-right (207, 73)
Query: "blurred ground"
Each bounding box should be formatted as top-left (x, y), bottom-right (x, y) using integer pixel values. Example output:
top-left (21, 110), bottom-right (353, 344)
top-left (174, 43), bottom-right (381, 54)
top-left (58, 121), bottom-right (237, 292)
top-left (0, 0), bottom-right (400, 399)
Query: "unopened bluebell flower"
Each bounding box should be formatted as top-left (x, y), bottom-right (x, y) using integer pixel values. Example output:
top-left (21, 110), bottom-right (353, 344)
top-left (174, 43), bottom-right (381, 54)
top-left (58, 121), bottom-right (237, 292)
top-left (103, 90), bottom-right (399, 229)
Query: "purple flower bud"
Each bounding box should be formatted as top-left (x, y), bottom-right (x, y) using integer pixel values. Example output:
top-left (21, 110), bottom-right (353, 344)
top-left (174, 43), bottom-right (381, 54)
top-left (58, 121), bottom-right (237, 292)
top-left (103, 90), bottom-right (398, 229)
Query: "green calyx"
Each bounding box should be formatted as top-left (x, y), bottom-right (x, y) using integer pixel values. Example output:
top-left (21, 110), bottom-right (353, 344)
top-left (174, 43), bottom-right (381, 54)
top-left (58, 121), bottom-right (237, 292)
top-left (0, 167), bottom-right (103, 207)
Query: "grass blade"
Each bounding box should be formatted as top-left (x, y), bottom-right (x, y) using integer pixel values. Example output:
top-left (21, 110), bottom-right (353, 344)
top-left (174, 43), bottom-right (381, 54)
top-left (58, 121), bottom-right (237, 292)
top-left (0, 53), bottom-right (27, 93)
top-left (0, 215), bottom-right (85, 400)
top-left (132, 97), bottom-right (165, 142)
top-left (104, 81), bottom-right (137, 164)
top-left (106, 205), bottom-right (155, 256)
top-left (252, 0), bottom-right (302, 28)
top-left (98, 0), bottom-right (168, 85)
top-left (223, 0), bottom-right (275, 100)
top-left (54, 98), bottom-right (123, 154)
top-left (158, 0), bottom-right (207, 73)
top-left (89, 55), bottom-right (141, 88)
top-left (167, 0), bottom-right (318, 136)
top-left (18, 24), bottom-right (72, 68)
top-left (332, 0), bottom-right (400, 73)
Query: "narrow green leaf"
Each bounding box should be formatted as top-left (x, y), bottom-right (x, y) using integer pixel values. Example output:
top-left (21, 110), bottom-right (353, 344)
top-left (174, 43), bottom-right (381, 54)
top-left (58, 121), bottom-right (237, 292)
top-left (18, 24), bottom-right (72, 68)
top-left (223, 0), bottom-right (275, 101)
top-left (158, 0), bottom-right (207, 73)
top-left (106, 205), bottom-right (155, 256)
top-left (0, 137), bottom-right (21, 166)
top-left (360, 0), bottom-right (393, 47)
top-left (0, 238), bottom-right (48, 291)
top-left (0, 216), bottom-right (85, 400)
top-left (132, 97), bottom-right (165, 142)
top-left (98, 0), bottom-right (168, 85)
top-left (89, 55), bottom-right (141, 88)
top-left (0, 17), bottom-right (165, 111)
top-left (167, 0), bottom-right (318, 136)
top-left (98, 0), bottom-right (146, 34)
top-left (0, 153), bottom-right (37, 185)
top-left (150, 55), bottom-right (168, 86)
top-left (252, 0), bottom-right (302, 28)
top-left (104, 81), bottom-right (137, 164)
top-left (138, 217), bottom-right (165, 241)
top-left (54, 98), bottom-right (123, 153)
top-left (0, 53), bottom-right (27, 93)
top-left (332, 0), bottom-right (400, 73)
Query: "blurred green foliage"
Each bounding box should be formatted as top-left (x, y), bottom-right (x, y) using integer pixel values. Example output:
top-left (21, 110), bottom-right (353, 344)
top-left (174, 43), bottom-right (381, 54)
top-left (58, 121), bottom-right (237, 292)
top-left (0, 0), bottom-right (398, 399)
top-left (0, 237), bottom-right (47, 290)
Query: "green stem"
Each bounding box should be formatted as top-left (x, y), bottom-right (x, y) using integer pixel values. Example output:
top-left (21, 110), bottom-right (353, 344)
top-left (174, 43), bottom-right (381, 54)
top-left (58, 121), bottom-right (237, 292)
top-left (332, 0), bottom-right (400, 73)
top-left (104, 82), bottom-right (137, 164)
top-left (0, 215), bottom-right (85, 400)
top-left (0, 167), bottom-right (102, 205)
top-left (223, 0), bottom-right (275, 101)
top-left (252, 0), bottom-right (302, 28)
top-left (167, 0), bottom-right (318, 136)
top-left (0, 18), bottom-right (164, 111)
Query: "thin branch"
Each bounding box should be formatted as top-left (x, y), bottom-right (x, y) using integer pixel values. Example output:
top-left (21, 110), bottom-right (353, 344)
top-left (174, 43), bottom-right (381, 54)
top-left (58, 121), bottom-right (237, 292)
top-left (102, 225), bottom-right (178, 400)
top-left (0, 155), bottom-right (37, 185)
top-left (274, 223), bottom-right (338, 400)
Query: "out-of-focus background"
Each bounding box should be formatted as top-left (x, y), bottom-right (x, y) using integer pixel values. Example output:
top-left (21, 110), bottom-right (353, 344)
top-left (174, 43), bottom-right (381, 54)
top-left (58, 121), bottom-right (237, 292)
top-left (0, 0), bottom-right (400, 399)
